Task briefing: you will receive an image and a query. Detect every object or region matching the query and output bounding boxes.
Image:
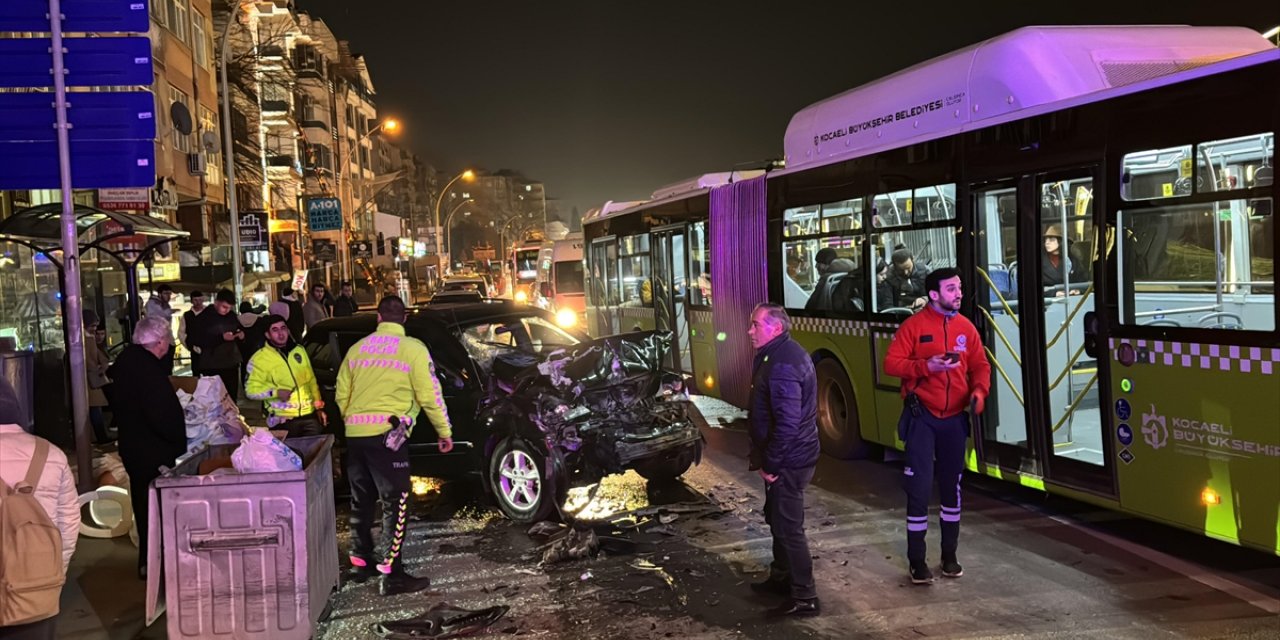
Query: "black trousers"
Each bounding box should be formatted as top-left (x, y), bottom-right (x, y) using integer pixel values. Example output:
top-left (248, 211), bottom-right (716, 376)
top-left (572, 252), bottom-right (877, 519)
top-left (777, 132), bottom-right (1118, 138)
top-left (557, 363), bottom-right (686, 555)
top-left (123, 461), bottom-right (162, 572)
top-left (276, 413), bottom-right (323, 439)
top-left (346, 435), bottom-right (412, 574)
top-left (763, 465), bottom-right (817, 599)
top-left (903, 410), bottom-right (967, 566)
top-left (206, 368), bottom-right (240, 403)
top-left (0, 617), bottom-right (56, 640)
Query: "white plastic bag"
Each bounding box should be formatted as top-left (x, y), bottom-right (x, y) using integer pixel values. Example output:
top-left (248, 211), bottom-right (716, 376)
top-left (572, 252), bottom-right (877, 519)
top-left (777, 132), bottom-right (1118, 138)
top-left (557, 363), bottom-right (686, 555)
top-left (176, 376), bottom-right (250, 452)
top-left (230, 429), bottom-right (303, 473)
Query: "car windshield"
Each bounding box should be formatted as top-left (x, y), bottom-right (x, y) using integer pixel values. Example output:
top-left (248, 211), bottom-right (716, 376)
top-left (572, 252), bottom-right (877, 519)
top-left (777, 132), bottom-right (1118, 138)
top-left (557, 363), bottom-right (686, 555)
top-left (460, 315), bottom-right (580, 374)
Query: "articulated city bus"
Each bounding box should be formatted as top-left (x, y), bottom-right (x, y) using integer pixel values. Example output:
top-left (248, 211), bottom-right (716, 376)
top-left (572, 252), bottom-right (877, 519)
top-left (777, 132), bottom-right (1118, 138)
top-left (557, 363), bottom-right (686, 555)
top-left (584, 26), bottom-right (1279, 554)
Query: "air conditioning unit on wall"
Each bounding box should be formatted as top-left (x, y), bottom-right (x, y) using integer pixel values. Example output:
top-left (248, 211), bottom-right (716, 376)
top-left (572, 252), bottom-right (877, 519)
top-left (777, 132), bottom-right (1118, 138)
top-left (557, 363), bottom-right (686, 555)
top-left (187, 152), bottom-right (206, 176)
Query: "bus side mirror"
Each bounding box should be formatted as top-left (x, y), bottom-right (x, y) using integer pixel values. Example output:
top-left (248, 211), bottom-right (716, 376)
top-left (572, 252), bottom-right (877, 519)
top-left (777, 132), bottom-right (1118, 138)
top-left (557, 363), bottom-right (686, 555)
top-left (1083, 311), bottom-right (1099, 359)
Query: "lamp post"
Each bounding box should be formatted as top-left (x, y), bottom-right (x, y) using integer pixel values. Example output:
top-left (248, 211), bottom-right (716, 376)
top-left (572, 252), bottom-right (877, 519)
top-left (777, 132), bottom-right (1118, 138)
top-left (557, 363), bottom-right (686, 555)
top-left (432, 169), bottom-right (475, 274)
top-left (218, 1), bottom-right (251, 301)
top-left (442, 198), bottom-right (474, 266)
top-left (338, 117), bottom-right (400, 281)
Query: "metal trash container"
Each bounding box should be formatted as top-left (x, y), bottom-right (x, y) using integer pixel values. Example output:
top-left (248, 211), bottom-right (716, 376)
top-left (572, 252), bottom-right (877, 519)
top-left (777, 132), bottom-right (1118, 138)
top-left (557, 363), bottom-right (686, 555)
top-left (144, 435), bottom-right (339, 639)
top-left (0, 347), bottom-right (35, 433)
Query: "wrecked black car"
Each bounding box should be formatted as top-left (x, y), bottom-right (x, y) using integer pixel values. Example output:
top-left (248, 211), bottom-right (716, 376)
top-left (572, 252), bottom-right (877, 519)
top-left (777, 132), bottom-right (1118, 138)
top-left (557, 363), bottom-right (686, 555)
top-left (303, 300), bottom-right (702, 522)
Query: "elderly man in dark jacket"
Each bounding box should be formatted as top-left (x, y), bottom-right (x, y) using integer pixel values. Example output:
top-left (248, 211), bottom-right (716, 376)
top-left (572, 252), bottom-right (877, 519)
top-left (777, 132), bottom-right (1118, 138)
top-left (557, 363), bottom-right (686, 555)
top-left (107, 316), bottom-right (187, 580)
top-left (746, 302), bottom-right (821, 617)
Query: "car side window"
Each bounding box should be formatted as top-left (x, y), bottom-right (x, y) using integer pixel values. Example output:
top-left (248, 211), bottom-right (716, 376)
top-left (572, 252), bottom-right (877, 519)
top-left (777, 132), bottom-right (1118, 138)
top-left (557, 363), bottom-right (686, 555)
top-left (522, 317), bottom-right (576, 353)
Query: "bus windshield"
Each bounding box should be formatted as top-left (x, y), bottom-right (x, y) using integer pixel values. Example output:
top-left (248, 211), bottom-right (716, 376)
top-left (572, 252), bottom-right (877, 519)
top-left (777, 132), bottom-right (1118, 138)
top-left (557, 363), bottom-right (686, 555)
top-left (515, 250), bottom-right (539, 283)
top-left (554, 260), bottom-right (585, 294)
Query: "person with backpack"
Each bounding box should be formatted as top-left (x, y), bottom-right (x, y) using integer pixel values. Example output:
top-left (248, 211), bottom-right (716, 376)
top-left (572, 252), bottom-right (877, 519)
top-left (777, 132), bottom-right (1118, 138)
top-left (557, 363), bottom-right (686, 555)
top-left (0, 377), bottom-right (79, 639)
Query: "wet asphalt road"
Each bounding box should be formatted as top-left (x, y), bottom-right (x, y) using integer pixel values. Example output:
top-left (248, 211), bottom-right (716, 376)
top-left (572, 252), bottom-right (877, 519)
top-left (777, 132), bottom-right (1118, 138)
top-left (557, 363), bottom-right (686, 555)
top-left (53, 398), bottom-right (1280, 639)
top-left (317, 405), bottom-right (1280, 640)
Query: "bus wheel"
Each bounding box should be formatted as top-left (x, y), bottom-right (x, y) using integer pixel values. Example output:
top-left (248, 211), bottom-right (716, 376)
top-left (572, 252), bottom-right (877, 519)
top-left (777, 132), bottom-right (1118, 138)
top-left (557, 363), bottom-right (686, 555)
top-left (815, 357), bottom-right (869, 460)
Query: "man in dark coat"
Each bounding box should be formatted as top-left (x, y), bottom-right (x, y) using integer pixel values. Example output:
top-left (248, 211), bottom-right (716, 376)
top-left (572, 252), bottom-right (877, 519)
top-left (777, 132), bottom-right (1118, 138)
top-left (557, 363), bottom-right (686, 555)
top-left (195, 289), bottom-right (245, 401)
top-left (333, 281), bottom-right (358, 317)
top-left (746, 302), bottom-right (821, 617)
top-left (884, 247), bottom-right (931, 309)
top-left (106, 316), bottom-right (187, 579)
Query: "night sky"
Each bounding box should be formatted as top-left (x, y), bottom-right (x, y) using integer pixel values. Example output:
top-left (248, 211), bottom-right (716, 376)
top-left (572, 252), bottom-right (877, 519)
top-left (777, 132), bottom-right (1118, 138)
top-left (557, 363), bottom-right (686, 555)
top-left (296, 0), bottom-right (1277, 217)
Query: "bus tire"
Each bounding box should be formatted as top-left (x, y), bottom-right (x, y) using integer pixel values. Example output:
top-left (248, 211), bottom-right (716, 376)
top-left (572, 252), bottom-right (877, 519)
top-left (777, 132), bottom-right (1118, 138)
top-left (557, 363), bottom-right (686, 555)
top-left (815, 357), bottom-right (869, 460)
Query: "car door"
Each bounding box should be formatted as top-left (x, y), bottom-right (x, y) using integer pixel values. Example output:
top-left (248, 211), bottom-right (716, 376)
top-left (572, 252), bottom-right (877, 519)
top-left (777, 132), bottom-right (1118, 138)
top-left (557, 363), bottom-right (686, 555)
top-left (409, 321), bottom-right (483, 455)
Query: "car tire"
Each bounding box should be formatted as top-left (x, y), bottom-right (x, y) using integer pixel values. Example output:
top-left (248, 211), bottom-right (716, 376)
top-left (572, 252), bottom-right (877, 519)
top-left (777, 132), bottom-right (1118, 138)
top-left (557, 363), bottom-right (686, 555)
top-left (488, 437), bottom-right (558, 523)
top-left (815, 357), bottom-right (870, 460)
top-left (633, 443), bottom-right (697, 483)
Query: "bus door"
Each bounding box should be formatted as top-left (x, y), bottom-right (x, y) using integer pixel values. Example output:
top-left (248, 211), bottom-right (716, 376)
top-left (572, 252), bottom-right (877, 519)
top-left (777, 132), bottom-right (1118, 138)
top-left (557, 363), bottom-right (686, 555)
top-left (1031, 169), bottom-right (1114, 492)
top-left (652, 225), bottom-right (693, 374)
top-left (972, 170), bottom-right (1115, 493)
top-left (972, 181), bottom-right (1043, 476)
top-left (589, 237), bottom-right (620, 336)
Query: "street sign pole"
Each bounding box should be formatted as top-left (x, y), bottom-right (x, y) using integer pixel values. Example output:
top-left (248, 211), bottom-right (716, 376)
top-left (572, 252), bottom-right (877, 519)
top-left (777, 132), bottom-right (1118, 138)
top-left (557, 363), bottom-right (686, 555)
top-left (49, 0), bottom-right (92, 493)
top-left (220, 6), bottom-right (242, 302)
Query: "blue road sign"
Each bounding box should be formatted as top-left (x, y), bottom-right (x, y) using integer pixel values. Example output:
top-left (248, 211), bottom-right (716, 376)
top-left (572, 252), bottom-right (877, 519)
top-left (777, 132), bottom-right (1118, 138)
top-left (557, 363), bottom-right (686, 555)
top-left (0, 0), bottom-right (149, 33)
top-left (0, 92), bottom-right (155, 143)
top-left (0, 139), bottom-right (153, 189)
top-left (307, 197), bottom-right (343, 232)
top-left (0, 37), bottom-right (152, 88)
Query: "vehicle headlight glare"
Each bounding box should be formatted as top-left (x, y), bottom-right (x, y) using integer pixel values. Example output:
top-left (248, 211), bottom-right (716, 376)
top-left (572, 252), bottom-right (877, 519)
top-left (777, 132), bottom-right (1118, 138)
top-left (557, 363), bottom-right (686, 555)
top-left (556, 309), bottom-right (577, 328)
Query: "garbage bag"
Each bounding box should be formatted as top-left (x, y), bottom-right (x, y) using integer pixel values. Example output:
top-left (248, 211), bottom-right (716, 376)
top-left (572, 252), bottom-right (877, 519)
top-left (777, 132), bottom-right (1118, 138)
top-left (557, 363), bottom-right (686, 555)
top-left (230, 429), bottom-right (302, 473)
top-left (176, 375), bottom-right (249, 452)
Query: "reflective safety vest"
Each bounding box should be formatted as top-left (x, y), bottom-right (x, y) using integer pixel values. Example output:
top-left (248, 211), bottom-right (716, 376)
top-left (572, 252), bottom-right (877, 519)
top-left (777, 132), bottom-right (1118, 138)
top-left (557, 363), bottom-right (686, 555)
top-left (336, 322), bottom-right (452, 439)
top-left (245, 342), bottom-right (322, 427)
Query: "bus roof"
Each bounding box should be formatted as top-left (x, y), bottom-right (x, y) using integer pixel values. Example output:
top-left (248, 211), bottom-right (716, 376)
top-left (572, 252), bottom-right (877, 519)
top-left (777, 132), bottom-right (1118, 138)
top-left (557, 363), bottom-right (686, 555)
top-left (782, 25), bottom-right (1276, 174)
top-left (583, 171), bottom-right (766, 226)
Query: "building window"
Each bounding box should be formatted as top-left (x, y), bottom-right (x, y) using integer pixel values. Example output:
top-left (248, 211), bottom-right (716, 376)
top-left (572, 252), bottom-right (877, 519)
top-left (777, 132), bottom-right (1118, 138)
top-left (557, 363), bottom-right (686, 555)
top-left (169, 85), bottom-right (192, 153)
top-left (199, 106), bottom-right (221, 185)
top-left (191, 11), bottom-right (208, 67)
top-left (169, 0), bottom-right (188, 44)
top-left (151, 0), bottom-right (167, 27)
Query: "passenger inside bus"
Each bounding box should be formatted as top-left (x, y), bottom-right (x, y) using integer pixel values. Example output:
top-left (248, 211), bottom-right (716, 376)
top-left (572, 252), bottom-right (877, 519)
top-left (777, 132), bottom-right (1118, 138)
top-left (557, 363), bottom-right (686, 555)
top-left (884, 248), bottom-right (930, 309)
top-left (803, 249), bottom-right (840, 311)
top-left (783, 254), bottom-right (810, 308)
top-left (1041, 224), bottom-right (1090, 297)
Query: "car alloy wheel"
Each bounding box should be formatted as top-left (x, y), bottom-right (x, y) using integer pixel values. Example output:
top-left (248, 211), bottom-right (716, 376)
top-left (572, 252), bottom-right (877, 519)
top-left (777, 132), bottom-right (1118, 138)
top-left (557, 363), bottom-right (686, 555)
top-left (498, 448), bottom-right (542, 513)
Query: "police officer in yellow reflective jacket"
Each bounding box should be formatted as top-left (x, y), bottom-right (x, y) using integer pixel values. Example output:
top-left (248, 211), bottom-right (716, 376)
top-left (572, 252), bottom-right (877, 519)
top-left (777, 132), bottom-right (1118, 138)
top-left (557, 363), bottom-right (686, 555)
top-left (245, 315), bottom-right (327, 437)
top-left (336, 296), bottom-right (454, 597)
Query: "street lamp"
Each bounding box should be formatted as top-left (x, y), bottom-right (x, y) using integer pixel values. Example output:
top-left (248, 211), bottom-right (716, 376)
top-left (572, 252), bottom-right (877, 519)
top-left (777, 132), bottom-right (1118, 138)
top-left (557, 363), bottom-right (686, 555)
top-left (443, 198), bottom-right (474, 264)
top-left (433, 169), bottom-right (476, 274)
top-left (219, 1), bottom-right (252, 301)
top-left (338, 117), bottom-right (401, 281)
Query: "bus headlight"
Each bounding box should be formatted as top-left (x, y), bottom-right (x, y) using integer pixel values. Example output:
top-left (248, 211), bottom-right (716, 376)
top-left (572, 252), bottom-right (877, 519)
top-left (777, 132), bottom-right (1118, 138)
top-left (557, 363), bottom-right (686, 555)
top-left (514, 290), bottom-right (528, 303)
top-left (555, 308), bottom-right (577, 328)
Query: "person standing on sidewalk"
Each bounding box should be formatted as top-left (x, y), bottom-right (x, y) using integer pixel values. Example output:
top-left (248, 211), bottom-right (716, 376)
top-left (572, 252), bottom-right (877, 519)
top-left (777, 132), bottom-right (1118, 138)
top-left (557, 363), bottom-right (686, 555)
top-left (745, 302), bottom-right (821, 617)
top-left (178, 290), bottom-right (206, 374)
top-left (303, 284), bottom-right (331, 331)
top-left (884, 267), bottom-right (991, 585)
top-left (333, 281), bottom-right (358, 317)
top-left (336, 295), bottom-right (454, 596)
top-left (245, 315), bottom-right (326, 438)
top-left (0, 378), bottom-right (80, 640)
top-left (106, 316), bottom-right (187, 580)
top-left (196, 289), bottom-right (245, 402)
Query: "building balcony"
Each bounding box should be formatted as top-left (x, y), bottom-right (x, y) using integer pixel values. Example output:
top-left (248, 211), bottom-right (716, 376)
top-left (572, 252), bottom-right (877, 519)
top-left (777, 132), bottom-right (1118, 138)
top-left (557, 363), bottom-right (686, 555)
top-left (267, 154), bottom-right (297, 168)
top-left (261, 99), bottom-right (290, 114)
top-left (301, 119), bottom-right (329, 132)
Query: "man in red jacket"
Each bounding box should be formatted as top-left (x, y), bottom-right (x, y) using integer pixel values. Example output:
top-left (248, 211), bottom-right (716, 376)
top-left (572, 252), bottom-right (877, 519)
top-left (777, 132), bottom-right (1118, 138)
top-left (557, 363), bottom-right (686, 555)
top-left (884, 267), bottom-right (991, 585)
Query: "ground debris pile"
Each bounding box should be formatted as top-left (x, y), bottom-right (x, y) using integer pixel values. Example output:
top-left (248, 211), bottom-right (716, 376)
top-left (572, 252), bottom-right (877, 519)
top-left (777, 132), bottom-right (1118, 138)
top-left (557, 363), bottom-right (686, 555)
top-left (372, 602), bottom-right (509, 639)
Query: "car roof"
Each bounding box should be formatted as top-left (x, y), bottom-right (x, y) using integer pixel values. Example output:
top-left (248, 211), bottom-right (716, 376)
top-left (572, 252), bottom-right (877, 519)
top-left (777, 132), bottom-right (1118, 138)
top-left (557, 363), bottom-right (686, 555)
top-left (307, 300), bottom-right (557, 336)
